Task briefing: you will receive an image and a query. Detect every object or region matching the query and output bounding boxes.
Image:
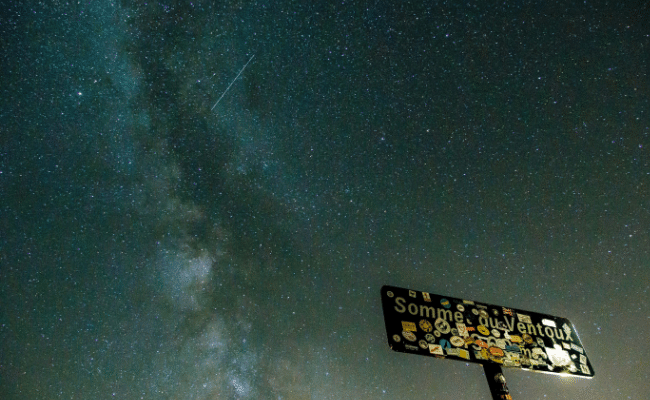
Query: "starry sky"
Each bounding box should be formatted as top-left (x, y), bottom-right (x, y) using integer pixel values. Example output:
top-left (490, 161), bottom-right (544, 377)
top-left (1, 1), bottom-right (649, 399)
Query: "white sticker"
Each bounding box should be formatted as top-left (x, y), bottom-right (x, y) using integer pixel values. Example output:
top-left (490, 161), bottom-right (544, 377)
top-left (457, 323), bottom-right (468, 338)
top-left (446, 348), bottom-right (460, 356)
top-left (429, 344), bottom-right (444, 355)
top-left (571, 343), bottom-right (584, 354)
top-left (546, 347), bottom-right (571, 367)
top-left (532, 348), bottom-right (546, 358)
top-left (435, 318), bottom-right (451, 334)
top-left (580, 364), bottom-right (591, 375)
top-left (542, 318), bottom-right (556, 328)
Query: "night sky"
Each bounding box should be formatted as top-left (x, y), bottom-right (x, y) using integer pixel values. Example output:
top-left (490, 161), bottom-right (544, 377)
top-left (1, 1), bottom-right (649, 399)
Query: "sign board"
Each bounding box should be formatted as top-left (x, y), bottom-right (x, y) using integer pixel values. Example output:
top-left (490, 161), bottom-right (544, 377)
top-left (381, 285), bottom-right (594, 378)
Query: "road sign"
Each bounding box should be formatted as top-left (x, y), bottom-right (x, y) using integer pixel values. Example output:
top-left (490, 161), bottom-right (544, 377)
top-left (381, 285), bottom-right (594, 378)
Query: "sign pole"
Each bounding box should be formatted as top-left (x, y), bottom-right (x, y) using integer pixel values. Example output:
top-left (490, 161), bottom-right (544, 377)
top-left (483, 363), bottom-right (512, 400)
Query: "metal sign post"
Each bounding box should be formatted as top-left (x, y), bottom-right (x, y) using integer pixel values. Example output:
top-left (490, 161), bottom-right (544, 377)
top-left (483, 363), bottom-right (512, 400)
top-left (380, 285), bottom-right (594, 398)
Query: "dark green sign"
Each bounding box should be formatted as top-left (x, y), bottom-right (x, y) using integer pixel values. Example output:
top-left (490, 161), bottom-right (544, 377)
top-left (381, 285), bottom-right (594, 378)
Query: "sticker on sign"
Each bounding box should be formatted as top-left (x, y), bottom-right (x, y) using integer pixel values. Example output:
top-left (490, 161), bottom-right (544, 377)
top-left (380, 285), bottom-right (594, 378)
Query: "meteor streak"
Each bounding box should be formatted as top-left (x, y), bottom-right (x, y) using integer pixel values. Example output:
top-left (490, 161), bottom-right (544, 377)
top-left (211, 55), bottom-right (255, 111)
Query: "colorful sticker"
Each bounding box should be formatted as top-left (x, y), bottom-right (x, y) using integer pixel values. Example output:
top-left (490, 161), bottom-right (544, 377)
top-left (422, 292), bottom-right (431, 302)
top-left (505, 345), bottom-right (521, 354)
top-left (457, 323), bottom-right (468, 338)
top-left (510, 335), bottom-right (522, 343)
top-left (477, 325), bottom-right (490, 336)
top-left (402, 321), bottom-right (417, 331)
top-left (419, 319), bottom-right (433, 332)
top-left (440, 298), bottom-right (451, 309)
top-left (502, 307), bottom-right (513, 316)
top-left (489, 347), bottom-right (504, 357)
top-left (409, 290), bottom-right (417, 298)
top-left (402, 331), bottom-right (417, 342)
top-left (429, 344), bottom-right (444, 355)
top-left (450, 336), bottom-right (465, 347)
top-left (522, 333), bottom-right (533, 344)
top-left (392, 334), bottom-right (401, 342)
top-left (475, 339), bottom-right (488, 348)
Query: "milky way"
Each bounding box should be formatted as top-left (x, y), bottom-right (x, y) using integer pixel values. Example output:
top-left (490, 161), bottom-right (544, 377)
top-left (2, 1), bottom-right (649, 399)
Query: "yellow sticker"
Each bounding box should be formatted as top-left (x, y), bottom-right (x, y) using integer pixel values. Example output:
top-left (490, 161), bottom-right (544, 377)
top-left (419, 319), bottom-right (433, 332)
top-left (477, 325), bottom-right (490, 336)
top-left (402, 321), bottom-right (417, 331)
